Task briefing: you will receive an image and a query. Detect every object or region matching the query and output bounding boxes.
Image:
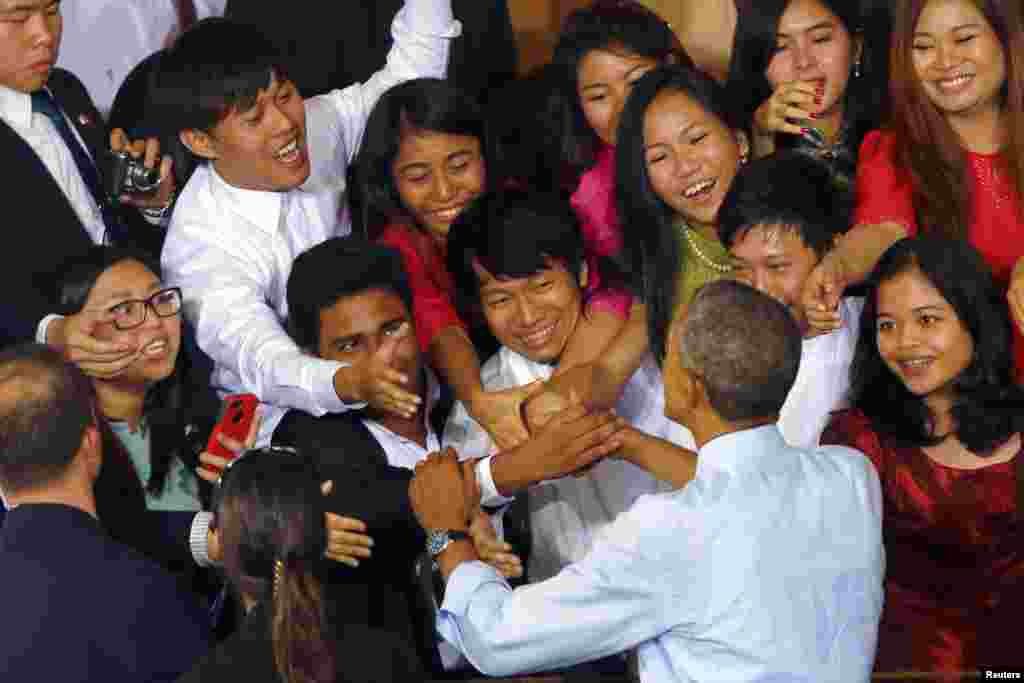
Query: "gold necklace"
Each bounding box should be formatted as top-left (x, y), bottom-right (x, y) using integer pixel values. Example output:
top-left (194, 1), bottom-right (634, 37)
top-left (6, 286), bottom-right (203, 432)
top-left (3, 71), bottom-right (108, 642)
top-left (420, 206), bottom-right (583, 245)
top-left (682, 225), bottom-right (733, 273)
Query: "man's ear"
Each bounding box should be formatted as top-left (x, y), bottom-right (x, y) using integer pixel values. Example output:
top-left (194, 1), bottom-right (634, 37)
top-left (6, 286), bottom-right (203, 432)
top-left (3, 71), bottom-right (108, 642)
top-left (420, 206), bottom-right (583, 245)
top-left (80, 423), bottom-right (102, 481)
top-left (180, 128), bottom-right (218, 161)
top-left (735, 129), bottom-right (750, 164)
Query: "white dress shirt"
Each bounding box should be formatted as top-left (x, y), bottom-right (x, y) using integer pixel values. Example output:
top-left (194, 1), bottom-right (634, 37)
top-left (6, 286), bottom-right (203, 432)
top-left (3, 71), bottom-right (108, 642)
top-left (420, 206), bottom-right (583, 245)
top-left (443, 346), bottom-right (695, 582)
top-left (0, 85), bottom-right (106, 244)
top-left (438, 425), bottom-right (885, 682)
top-left (162, 0), bottom-right (460, 445)
top-left (780, 297), bottom-right (863, 449)
top-left (57, 0), bottom-right (227, 117)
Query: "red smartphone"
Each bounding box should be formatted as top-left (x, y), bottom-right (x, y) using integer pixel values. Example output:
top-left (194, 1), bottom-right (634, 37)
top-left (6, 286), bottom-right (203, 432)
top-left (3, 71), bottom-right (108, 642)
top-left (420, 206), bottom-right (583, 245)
top-left (204, 393), bottom-right (258, 471)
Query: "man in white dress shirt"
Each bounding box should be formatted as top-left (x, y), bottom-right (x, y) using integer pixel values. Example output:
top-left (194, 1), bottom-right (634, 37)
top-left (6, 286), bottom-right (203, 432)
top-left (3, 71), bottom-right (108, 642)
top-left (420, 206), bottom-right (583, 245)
top-left (718, 152), bottom-right (862, 449)
top-left (410, 279), bottom-right (885, 682)
top-left (443, 191), bottom-right (697, 583)
top-left (157, 2), bottom-right (459, 445)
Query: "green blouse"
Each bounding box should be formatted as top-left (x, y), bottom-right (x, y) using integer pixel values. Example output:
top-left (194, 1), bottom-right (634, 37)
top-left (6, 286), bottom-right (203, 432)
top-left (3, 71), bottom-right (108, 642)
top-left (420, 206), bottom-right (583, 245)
top-left (111, 421), bottom-right (202, 512)
top-left (673, 221), bottom-right (735, 316)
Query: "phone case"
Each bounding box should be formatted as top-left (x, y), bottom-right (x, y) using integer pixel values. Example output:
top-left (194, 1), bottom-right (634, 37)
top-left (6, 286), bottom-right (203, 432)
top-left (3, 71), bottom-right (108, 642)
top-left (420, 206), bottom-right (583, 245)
top-left (204, 393), bottom-right (258, 467)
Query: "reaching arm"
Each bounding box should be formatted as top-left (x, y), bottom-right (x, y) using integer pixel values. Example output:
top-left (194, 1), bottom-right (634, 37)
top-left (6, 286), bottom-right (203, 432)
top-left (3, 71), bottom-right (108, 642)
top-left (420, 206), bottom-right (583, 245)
top-left (316, 0), bottom-right (460, 166)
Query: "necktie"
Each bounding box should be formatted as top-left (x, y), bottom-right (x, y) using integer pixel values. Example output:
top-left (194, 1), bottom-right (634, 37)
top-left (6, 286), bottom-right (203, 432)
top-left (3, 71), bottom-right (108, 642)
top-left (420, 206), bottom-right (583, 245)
top-left (175, 0), bottom-right (197, 32)
top-left (31, 88), bottom-right (123, 243)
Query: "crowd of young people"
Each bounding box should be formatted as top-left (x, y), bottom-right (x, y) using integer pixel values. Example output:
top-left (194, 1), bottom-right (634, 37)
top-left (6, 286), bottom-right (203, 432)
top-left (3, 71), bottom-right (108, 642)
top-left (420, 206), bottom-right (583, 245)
top-left (1, 0), bottom-right (1022, 680)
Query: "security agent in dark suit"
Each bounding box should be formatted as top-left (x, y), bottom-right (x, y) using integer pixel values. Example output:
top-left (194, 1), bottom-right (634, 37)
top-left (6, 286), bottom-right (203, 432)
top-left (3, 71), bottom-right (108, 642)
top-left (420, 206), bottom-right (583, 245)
top-left (0, 0), bottom-right (176, 369)
top-left (0, 344), bottom-right (210, 683)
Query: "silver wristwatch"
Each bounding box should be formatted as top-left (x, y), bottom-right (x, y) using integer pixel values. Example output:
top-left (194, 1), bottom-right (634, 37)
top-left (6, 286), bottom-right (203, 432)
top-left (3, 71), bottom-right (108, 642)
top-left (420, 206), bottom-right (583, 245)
top-left (426, 528), bottom-right (470, 562)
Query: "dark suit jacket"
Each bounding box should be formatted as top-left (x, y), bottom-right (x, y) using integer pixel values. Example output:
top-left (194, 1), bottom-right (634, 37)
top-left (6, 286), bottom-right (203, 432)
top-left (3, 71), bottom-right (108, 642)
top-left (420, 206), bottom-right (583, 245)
top-left (0, 504), bottom-right (210, 682)
top-left (273, 409), bottom-right (432, 672)
top-left (0, 68), bottom-right (161, 348)
top-left (223, 1), bottom-right (517, 104)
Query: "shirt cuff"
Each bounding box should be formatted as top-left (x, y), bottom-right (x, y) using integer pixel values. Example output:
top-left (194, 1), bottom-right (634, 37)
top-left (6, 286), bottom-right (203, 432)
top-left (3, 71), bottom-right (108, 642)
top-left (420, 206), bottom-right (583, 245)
top-left (311, 358), bottom-right (367, 413)
top-left (438, 560), bottom-right (507, 627)
top-left (37, 314), bottom-right (63, 345)
top-left (475, 457), bottom-right (515, 508)
top-left (401, 0), bottom-right (462, 38)
top-left (189, 511), bottom-right (218, 568)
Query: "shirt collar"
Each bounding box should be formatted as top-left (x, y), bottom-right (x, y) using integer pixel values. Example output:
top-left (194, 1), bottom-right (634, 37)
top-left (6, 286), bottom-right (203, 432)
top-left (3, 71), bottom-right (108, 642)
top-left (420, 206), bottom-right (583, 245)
top-left (503, 347), bottom-right (554, 386)
top-left (207, 163), bottom-right (287, 235)
top-left (362, 367), bottom-right (443, 444)
top-left (698, 423), bottom-right (786, 471)
top-left (0, 84), bottom-right (34, 130)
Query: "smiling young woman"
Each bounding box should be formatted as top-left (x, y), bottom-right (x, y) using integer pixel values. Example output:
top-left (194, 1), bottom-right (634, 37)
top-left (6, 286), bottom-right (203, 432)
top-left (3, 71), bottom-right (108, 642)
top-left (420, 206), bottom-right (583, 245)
top-left (726, 0), bottom-right (886, 201)
top-left (823, 237), bottom-right (1024, 674)
top-left (800, 0), bottom-right (1024, 372)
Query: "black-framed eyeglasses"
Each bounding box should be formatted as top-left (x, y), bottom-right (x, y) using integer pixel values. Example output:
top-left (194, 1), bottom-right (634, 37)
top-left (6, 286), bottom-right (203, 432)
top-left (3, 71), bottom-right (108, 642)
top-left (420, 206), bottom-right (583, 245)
top-left (209, 445), bottom-right (302, 531)
top-left (95, 287), bottom-right (182, 331)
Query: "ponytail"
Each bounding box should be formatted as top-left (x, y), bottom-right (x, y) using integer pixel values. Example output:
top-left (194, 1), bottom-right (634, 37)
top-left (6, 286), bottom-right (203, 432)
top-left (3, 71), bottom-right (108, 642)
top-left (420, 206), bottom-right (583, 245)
top-left (271, 557), bottom-right (334, 683)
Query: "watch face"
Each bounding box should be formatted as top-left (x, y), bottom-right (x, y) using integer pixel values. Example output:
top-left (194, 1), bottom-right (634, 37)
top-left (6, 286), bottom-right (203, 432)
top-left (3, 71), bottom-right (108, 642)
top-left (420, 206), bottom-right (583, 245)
top-left (427, 530), bottom-right (450, 557)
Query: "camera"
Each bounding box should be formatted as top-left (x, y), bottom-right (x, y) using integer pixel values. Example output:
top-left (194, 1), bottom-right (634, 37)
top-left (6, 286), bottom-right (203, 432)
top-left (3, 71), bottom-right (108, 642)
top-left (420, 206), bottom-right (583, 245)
top-left (105, 150), bottom-right (161, 197)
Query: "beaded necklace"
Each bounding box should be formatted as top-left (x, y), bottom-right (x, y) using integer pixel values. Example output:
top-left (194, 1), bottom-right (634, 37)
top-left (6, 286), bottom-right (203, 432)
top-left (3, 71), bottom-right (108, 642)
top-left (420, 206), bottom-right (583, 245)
top-left (681, 224), bottom-right (733, 273)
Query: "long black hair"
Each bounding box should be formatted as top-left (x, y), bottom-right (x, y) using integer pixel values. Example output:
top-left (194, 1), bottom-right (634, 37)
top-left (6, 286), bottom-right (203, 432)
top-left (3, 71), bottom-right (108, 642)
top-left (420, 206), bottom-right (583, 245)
top-left (616, 64), bottom-right (743, 361)
top-left (725, 0), bottom-right (887, 145)
top-left (549, 0), bottom-right (692, 183)
top-left (852, 238), bottom-right (1024, 454)
top-left (56, 246), bottom-right (210, 498)
top-left (353, 77), bottom-right (490, 236)
top-left (214, 449), bottom-right (332, 683)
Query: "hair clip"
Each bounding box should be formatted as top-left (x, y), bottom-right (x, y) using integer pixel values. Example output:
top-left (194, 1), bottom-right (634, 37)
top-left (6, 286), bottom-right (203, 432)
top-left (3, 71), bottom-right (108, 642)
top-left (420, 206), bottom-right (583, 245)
top-left (273, 558), bottom-right (285, 594)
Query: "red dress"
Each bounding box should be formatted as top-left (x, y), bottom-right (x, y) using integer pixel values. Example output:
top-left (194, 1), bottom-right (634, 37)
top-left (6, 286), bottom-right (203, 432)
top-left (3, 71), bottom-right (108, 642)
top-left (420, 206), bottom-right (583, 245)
top-left (378, 223), bottom-right (466, 354)
top-left (823, 409), bottom-right (1024, 673)
top-left (854, 130), bottom-right (1024, 373)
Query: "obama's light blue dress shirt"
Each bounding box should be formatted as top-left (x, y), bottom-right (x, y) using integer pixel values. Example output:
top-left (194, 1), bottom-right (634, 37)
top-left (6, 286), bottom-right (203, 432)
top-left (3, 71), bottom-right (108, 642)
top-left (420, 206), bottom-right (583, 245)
top-left (438, 424), bottom-right (884, 682)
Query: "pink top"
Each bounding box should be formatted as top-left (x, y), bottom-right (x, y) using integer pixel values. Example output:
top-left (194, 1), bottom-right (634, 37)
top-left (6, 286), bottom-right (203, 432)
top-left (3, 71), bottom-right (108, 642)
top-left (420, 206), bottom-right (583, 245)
top-left (569, 144), bottom-right (632, 319)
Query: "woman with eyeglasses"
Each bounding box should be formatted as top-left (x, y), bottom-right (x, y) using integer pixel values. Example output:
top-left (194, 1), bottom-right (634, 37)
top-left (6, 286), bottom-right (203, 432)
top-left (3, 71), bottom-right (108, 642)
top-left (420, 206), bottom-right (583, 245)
top-left (58, 246), bottom-right (217, 514)
top-left (178, 448), bottom-right (421, 683)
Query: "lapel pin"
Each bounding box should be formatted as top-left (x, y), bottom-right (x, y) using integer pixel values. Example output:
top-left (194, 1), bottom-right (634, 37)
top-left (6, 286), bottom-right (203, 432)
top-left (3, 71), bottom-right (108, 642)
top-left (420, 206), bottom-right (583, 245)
top-left (78, 113), bottom-right (93, 127)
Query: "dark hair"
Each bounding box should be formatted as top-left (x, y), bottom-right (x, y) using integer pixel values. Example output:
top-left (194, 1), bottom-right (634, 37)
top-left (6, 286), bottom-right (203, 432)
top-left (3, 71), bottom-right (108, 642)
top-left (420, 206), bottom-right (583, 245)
top-left (888, 0), bottom-right (1024, 240)
top-left (148, 17), bottom-right (288, 136)
top-left (287, 237), bottom-right (414, 351)
top-left (852, 238), bottom-right (1024, 454)
top-left (717, 151), bottom-right (849, 257)
top-left (681, 280), bottom-right (802, 420)
top-left (354, 78), bottom-right (489, 233)
top-left (0, 344), bottom-right (95, 493)
top-left (108, 49), bottom-right (198, 190)
top-left (616, 64), bottom-right (742, 361)
top-left (726, 0), bottom-right (885, 142)
top-left (56, 247), bottom-right (196, 498)
top-left (214, 449), bottom-right (332, 683)
top-left (550, 0), bottom-right (693, 176)
top-left (446, 190), bottom-right (586, 305)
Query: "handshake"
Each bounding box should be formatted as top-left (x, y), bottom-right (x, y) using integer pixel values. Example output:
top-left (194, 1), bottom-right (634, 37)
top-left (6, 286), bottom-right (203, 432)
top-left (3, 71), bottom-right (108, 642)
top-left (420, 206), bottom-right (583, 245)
top-left (410, 398), bottom-right (630, 576)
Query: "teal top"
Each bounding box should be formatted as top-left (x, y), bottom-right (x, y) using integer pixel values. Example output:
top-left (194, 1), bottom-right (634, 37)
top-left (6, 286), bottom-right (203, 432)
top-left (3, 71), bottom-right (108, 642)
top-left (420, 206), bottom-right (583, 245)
top-left (110, 421), bottom-right (202, 512)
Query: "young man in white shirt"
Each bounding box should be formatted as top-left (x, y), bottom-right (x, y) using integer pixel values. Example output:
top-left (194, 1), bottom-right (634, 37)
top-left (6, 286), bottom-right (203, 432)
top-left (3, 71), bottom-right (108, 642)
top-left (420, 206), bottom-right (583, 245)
top-left (718, 152), bottom-right (863, 449)
top-left (443, 191), bottom-right (697, 583)
top-left (409, 279), bottom-right (884, 682)
top-left (157, 2), bottom-right (459, 445)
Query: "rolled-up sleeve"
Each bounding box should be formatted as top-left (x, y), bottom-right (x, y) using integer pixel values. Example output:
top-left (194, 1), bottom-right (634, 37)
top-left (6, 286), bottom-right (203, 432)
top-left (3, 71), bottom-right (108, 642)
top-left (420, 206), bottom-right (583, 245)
top-left (317, 0), bottom-right (461, 164)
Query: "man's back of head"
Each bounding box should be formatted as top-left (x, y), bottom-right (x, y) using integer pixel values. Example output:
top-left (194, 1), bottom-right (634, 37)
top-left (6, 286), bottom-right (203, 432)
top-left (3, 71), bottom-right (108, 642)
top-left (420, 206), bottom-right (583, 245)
top-left (0, 343), bottom-right (96, 500)
top-left (677, 280), bottom-right (802, 425)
